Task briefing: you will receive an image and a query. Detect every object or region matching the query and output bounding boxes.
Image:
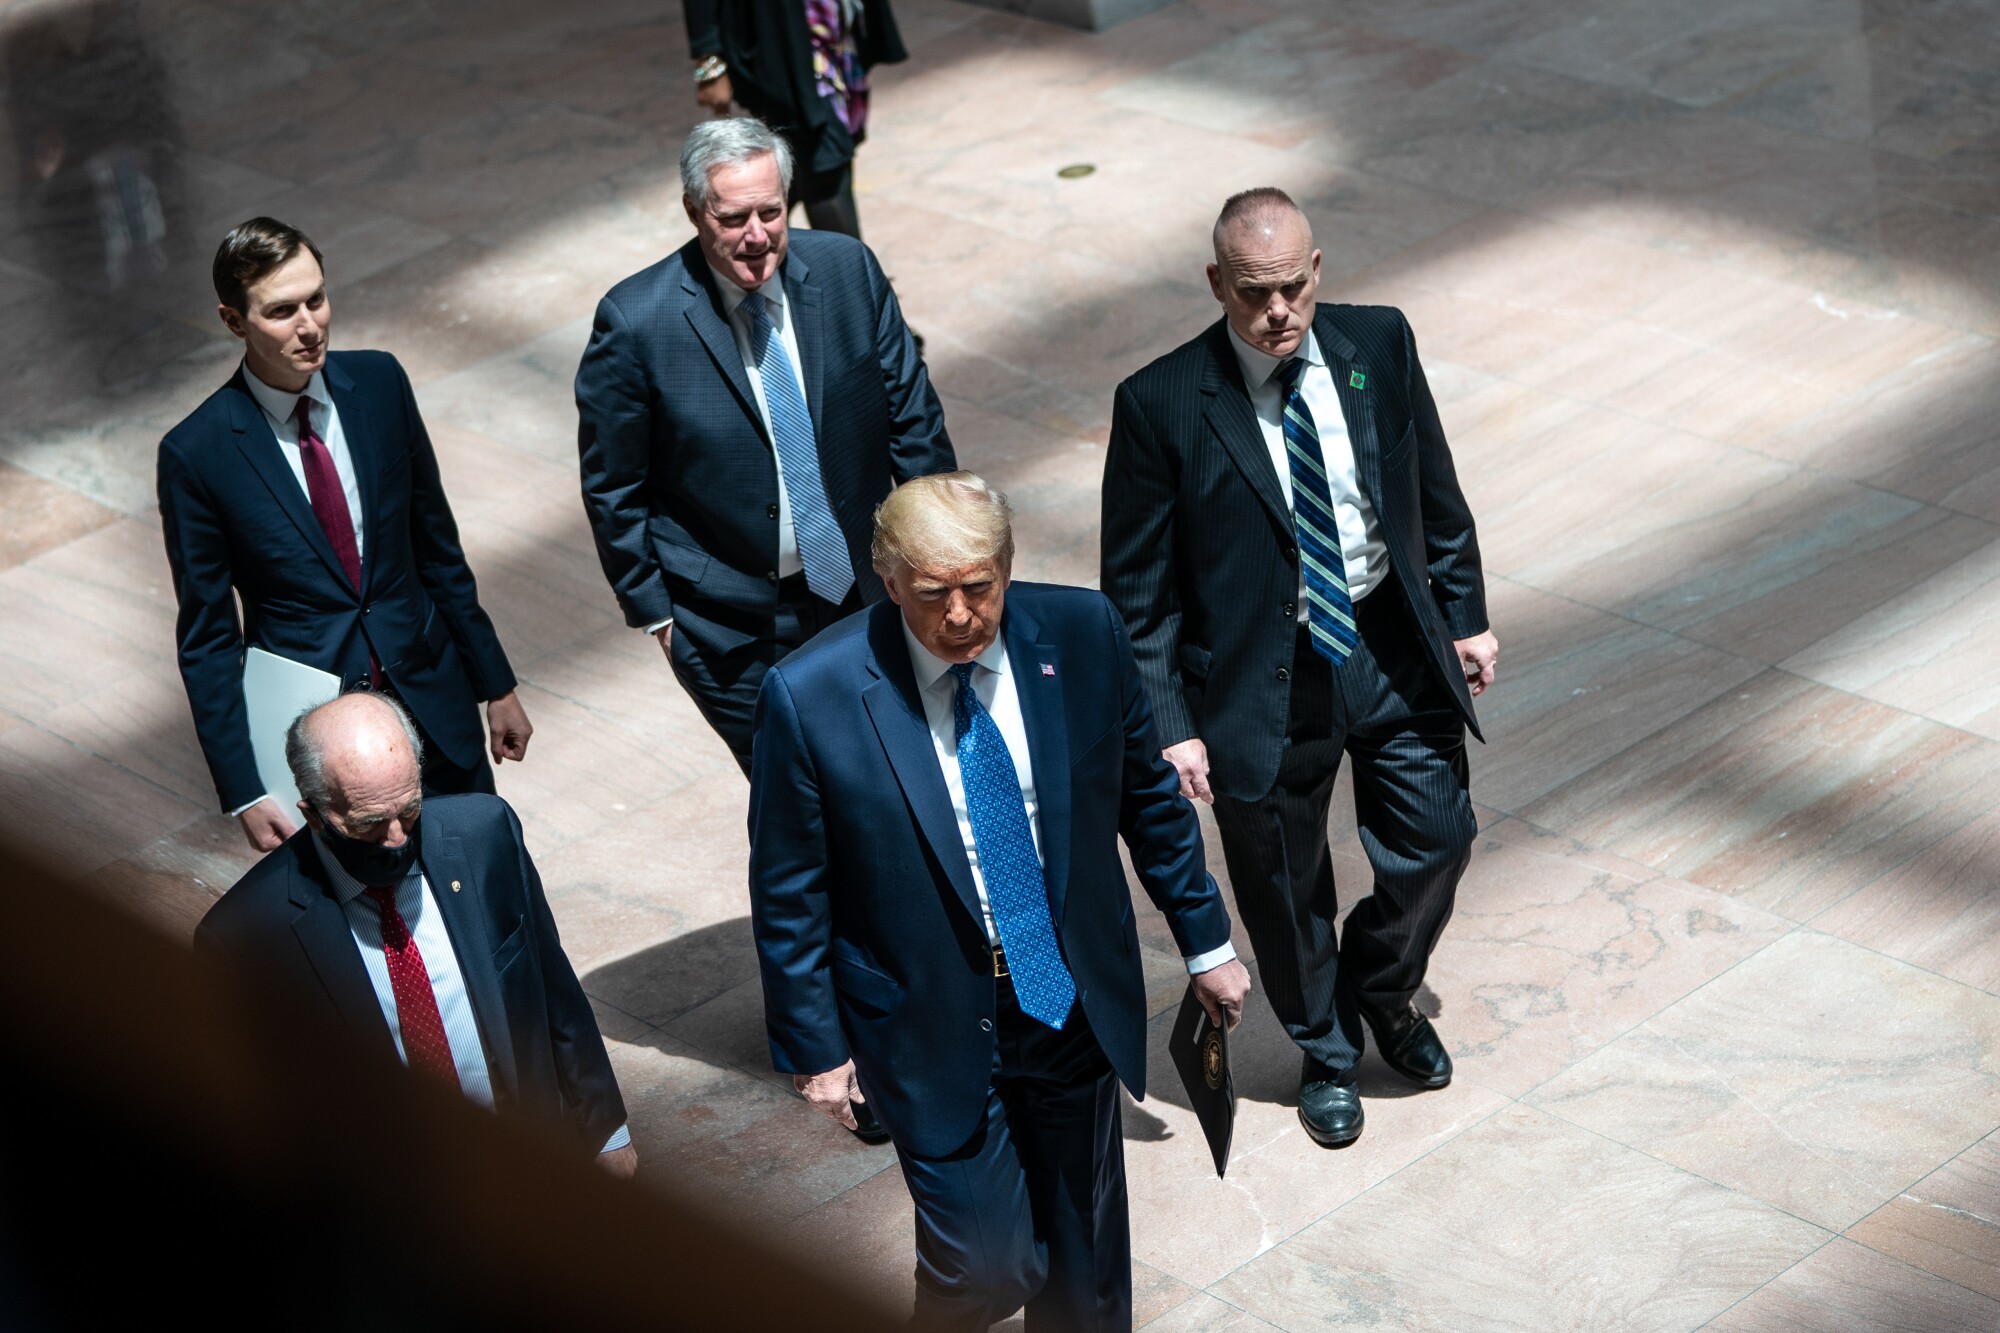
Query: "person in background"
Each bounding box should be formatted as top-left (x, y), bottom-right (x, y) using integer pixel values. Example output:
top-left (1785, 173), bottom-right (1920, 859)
top-left (683, 0), bottom-right (907, 240)
top-left (195, 692), bottom-right (635, 1176)
top-left (159, 218), bottom-right (532, 854)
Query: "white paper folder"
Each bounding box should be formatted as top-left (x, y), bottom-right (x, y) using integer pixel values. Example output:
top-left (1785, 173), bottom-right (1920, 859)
top-left (242, 648), bottom-right (342, 816)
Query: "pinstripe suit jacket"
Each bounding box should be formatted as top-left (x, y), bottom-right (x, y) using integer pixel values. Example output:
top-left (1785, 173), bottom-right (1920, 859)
top-left (575, 231), bottom-right (954, 653)
top-left (1101, 305), bottom-right (1487, 803)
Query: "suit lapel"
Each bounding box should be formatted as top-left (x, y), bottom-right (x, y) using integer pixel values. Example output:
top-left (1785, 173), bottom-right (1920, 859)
top-left (421, 821), bottom-right (519, 1102)
top-left (678, 252), bottom-right (767, 445)
top-left (1198, 323), bottom-right (1292, 533)
top-left (860, 606), bottom-right (984, 931)
top-left (285, 843), bottom-right (398, 1059)
top-left (1003, 601), bottom-right (1072, 929)
top-left (225, 373), bottom-right (352, 589)
top-left (1316, 311), bottom-right (1383, 505)
top-left (784, 254), bottom-right (826, 437)
top-left (321, 357), bottom-right (381, 597)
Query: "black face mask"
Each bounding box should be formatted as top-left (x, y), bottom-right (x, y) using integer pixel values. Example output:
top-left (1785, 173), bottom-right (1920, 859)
top-left (316, 815), bottom-right (422, 888)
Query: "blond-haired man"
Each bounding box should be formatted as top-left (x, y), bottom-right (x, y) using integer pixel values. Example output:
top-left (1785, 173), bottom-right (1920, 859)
top-left (749, 473), bottom-right (1250, 1330)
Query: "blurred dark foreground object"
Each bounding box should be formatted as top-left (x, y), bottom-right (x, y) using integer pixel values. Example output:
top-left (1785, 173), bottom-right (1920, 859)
top-left (0, 839), bottom-right (898, 1330)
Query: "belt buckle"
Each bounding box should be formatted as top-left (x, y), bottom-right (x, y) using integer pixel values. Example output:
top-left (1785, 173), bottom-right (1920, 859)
top-left (992, 946), bottom-right (1009, 979)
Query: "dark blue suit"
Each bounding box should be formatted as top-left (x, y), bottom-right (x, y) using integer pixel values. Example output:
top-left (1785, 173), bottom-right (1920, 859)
top-left (749, 584), bottom-right (1232, 1329)
top-left (158, 351), bottom-right (515, 812)
top-left (194, 794), bottom-right (627, 1156)
top-left (575, 230), bottom-right (954, 772)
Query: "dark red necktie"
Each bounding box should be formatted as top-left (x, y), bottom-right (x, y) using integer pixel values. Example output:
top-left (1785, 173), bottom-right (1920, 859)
top-left (363, 885), bottom-right (462, 1088)
top-left (296, 396), bottom-right (361, 590)
top-left (295, 397), bottom-right (382, 688)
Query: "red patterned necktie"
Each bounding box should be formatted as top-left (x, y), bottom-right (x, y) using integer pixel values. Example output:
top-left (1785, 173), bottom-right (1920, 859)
top-left (295, 396), bottom-right (362, 590)
top-left (295, 396), bottom-right (382, 688)
top-left (363, 885), bottom-right (462, 1088)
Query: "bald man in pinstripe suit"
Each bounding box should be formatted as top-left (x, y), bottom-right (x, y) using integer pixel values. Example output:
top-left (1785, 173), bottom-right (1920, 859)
top-left (1101, 189), bottom-right (1499, 1149)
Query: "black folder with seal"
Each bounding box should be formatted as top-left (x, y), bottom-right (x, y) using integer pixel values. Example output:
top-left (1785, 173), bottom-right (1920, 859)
top-left (1168, 984), bottom-right (1235, 1178)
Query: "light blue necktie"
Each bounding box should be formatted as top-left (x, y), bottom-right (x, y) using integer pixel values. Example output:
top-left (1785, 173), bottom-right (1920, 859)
top-left (950, 662), bottom-right (1076, 1029)
top-left (1277, 357), bottom-right (1358, 664)
top-left (745, 293), bottom-right (854, 604)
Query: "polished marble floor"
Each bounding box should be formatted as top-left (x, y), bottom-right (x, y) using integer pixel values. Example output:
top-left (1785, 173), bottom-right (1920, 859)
top-left (4, 0), bottom-right (1999, 1327)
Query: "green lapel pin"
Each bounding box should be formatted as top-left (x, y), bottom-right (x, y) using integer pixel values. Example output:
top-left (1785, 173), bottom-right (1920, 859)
top-left (1349, 369), bottom-right (1367, 391)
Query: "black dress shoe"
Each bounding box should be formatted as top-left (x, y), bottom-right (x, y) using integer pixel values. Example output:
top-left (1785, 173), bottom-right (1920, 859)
top-left (848, 1098), bottom-right (892, 1146)
top-left (1298, 1066), bottom-right (1364, 1148)
top-left (1365, 1004), bottom-right (1452, 1089)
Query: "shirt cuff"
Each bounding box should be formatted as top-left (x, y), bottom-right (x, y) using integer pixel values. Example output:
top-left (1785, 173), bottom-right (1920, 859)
top-left (229, 794), bottom-right (277, 818)
top-left (1183, 941), bottom-right (1237, 975)
top-left (600, 1123), bottom-right (632, 1153)
top-left (642, 617), bottom-right (673, 636)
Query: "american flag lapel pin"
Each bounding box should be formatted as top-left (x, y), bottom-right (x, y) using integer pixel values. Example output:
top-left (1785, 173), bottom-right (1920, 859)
top-left (1041, 663), bottom-right (1056, 676)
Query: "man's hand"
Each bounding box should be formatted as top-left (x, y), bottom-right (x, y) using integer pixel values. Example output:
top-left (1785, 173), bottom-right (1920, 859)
top-left (794, 1060), bottom-right (862, 1131)
top-left (486, 690), bottom-right (533, 763)
top-left (1191, 958), bottom-right (1253, 1032)
top-left (1163, 737), bottom-right (1214, 805)
top-left (597, 1144), bottom-right (639, 1180)
top-left (1454, 630), bottom-right (1500, 697)
top-left (654, 623), bottom-right (673, 656)
top-left (237, 798), bottom-right (296, 853)
top-left (696, 71), bottom-right (733, 115)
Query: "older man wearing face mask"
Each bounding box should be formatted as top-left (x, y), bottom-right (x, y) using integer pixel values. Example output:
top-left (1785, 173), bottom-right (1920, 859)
top-left (1101, 188), bottom-right (1499, 1151)
top-left (195, 692), bottom-right (636, 1175)
top-left (575, 115), bottom-right (954, 789)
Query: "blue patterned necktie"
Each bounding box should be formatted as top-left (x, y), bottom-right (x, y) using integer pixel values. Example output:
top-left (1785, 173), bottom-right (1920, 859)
top-left (949, 662), bottom-right (1076, 1029)
top-left (1276, 357), bottom-right (1358, 664)
top-left (745, 293), bottom-right (854, 604)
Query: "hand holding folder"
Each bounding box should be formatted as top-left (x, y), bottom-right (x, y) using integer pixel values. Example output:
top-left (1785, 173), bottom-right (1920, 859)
top-left (1169, 984), bottom-right (1236, 1178)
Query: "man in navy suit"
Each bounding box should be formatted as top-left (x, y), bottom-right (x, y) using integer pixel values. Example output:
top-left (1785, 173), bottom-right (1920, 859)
top-left (196, 692), bottom-right (635, 1174)
top-left (575, 115), bottom-right (954, 784)
top-left (159, 217), bottom-right (532, 854)
top-left (749, 473), bottom-right (1252, 1330)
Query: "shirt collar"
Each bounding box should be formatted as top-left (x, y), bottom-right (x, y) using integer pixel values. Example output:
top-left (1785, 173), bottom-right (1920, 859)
top-left (900, 614), bottom-right (1011, 694)
top-left (241, 360), bottom-right (330, 431)
top-left (1225, 319), bottom-right (1324, 392)
top-left (707, 261), bottom-right (786, 322)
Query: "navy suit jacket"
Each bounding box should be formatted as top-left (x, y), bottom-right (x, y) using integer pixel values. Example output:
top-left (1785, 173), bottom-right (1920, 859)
top-left (194, 794), bottom-right (626, 1155)
top-left (747, 584), bottom-right (1233, 1158)
top-left (158, 351), bottom-right (515, 812)
top-left (1102, 305), bottom-right (1488, 802)
top-left (574, 230), bottom-right (954, 654)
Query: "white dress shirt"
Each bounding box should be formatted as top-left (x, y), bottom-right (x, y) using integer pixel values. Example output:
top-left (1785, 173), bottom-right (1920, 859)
top-left (642, 266), bottom-right (812, 637)
top-left (901, 620), bottom-right (1236, 976)
top-left (232, 365), bottom-right (366, 819)
top-left (1226, 322), bottom-right (1388, 610)
top-left (315, 836), bottom-right (631, 1154)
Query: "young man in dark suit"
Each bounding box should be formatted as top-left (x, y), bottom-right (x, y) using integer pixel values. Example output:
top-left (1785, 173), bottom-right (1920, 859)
top-left (574, 115), bottom-right (954, 784)
top-left (1101, 189), bottom-right (1500, 1150)
top-left (749, 474), bottom-right (1251, 1330)
top-left (196, 692), bottom-right (633, 1173)
top-left (159, 218), bottom-right (532, 854)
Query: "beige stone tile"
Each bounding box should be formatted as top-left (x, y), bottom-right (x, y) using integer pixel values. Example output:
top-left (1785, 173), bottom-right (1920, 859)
top-left (41, 667), bottom-right (216, 809)
top-left (415, 320), bottom-right (591, 469)
top-left (1140, 1293), bottom-right (1280, 1331)
top-left (1212, 1104), bottom-right (1827, 1331)
top-left (1813, 804), bottom-right (2000, 996)
top-left (0, 723), bottom-right (201, 878)
top-left (75, 812), bottom-right (250, 944)
top-left (1783, 538), bottom-right (2000, 744)
top-left (1126, 984), bottom-right (1510, 1289)
top-left (1846, 1131), bottom-right (2000, 1303)
top-left (1522, 670), bottom-right (2000, 920)
top-left (1433, 825), bottom-right (1791, 1098)
top-left (1708, 1236), bottom-right (2000, 1332)
top-left (1470, 577), bottom-right (1766, 811)
top-left (0, 462), bottom-right (117, 571)
top-left (1530, 931), bottom-right (2000, 1231)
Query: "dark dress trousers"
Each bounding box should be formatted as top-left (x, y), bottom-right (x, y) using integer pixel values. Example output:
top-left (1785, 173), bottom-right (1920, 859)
top-left (193, 793), bottom-right (627, 1156)
top-left (158, 351), bottom-right (515, 812)
top-left (575, 229), bottom-right (954, 773)
top-left (1101, 305), bottom-right (1486, 1077)
top-left (749, 586), bottom-right (1232, 1330)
